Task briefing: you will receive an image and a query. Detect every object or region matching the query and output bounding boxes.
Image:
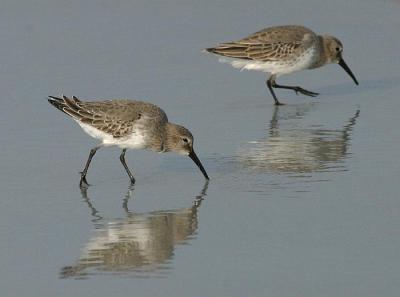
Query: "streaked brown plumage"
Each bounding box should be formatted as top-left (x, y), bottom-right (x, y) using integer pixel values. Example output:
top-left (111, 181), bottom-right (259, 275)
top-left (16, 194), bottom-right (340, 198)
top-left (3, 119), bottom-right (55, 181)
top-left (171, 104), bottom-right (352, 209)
top-left (49, 96), bottom-right (165, 137)
top-left (207, 26), bottom-right (315, 62)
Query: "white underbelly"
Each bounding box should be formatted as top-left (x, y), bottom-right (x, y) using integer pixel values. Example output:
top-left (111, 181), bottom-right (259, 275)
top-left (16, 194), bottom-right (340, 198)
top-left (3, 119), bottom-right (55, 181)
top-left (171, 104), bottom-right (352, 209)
top-left (219, 47), bottom-right (316, 76)
top-left (76, 121), bottom-right (147, 149)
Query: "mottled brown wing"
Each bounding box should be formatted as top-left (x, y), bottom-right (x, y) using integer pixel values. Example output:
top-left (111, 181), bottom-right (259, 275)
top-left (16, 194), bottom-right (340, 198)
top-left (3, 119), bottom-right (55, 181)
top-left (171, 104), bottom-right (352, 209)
top-left (58, 96), bottom-right (167, 138)
top-left (207, 25), bottom-right (316, 62)
top-left (239, 25), bottom-right (315, 44)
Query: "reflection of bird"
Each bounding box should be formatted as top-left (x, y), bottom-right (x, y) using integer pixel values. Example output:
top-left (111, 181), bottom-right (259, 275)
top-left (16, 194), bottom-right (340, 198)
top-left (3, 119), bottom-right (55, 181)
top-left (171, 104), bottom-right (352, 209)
top-left (205, 25), bottom-right (358, 105)
top-left (238, 106), bottom-right (360, 173)
top-left (48, 96), bottom-right (209, 187)
top-left (60, 182), bottom-right (208, 279)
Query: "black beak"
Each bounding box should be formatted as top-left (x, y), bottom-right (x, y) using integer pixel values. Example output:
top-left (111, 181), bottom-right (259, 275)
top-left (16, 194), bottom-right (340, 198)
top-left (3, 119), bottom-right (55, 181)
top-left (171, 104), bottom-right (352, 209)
top-left (338, 58), bottom-right (359, 85)
top-left (189, 150), bottom-right (209, 180)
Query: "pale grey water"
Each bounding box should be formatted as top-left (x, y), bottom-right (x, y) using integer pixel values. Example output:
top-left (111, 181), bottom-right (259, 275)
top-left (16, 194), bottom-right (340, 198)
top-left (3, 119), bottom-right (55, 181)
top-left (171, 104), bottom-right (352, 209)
top-left (1, 0), bottom-right (400, 296)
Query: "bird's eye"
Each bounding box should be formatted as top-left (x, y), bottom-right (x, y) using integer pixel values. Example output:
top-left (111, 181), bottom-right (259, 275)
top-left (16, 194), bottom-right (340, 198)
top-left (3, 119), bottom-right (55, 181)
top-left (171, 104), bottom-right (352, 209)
top-left (182, 138), bottom-right (189, 143)
top-left (335, 47), bottom-right (341, 52)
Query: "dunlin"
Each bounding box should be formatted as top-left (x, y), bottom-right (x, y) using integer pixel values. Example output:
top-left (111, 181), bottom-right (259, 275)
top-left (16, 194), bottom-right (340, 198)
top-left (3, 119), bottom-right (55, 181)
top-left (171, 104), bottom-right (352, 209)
top-left (48, 96), bottom-right (209, 186)
top-left (205, 25), bottom-right (359, 105)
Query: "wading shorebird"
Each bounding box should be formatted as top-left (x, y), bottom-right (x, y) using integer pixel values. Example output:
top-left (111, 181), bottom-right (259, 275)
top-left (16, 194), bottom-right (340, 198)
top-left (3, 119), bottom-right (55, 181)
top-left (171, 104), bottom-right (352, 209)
top-left (48, 96), bottom-right (209, 186)
top-left (205, 25), bottom-right (359, 105)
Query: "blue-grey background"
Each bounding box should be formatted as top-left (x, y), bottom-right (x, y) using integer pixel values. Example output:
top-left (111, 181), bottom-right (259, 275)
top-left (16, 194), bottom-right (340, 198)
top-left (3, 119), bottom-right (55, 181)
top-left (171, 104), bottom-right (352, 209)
top-left (0, 0), bottom-right (399, 296)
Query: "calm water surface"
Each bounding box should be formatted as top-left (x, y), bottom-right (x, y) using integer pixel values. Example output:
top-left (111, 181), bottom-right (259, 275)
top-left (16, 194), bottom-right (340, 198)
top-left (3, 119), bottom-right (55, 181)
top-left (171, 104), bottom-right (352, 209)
top-left (61, 183), bottom-right (208, 279)
top-left (1, 0), bottom-right (400, 296)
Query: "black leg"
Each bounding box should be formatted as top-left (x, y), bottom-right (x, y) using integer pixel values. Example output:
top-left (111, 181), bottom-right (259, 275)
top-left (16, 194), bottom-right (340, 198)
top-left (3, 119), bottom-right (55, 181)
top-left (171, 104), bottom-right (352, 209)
top-left (272, 81), bottom-right (319, 97)
top-left (120, 149), bottom-right (135, 184)
top-left (80, 147), bottom-right (100, 187)
top-left (266, 76), bottom-right (285, 105)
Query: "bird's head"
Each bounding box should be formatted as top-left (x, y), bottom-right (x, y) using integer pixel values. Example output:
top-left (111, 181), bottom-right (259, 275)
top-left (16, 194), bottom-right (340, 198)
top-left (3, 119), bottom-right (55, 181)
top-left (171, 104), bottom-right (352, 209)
top-left (164, 123), bottom-right (209, 180)
top-left (323, 35), bottom-right (358, 85)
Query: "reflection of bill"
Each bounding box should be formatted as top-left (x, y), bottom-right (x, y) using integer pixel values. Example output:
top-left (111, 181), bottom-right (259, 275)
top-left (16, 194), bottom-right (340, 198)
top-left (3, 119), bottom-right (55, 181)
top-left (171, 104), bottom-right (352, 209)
top-left (238, 106), bottom-right (360, 173)
top-left (61, 182), bottom-right (208, 279)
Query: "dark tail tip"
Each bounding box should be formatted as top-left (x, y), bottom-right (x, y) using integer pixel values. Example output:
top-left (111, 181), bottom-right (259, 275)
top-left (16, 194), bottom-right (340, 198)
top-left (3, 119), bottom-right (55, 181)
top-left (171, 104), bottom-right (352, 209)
top-left (48, 95), bottom-right (62, 102)
top-left (47, 95), bottom-right (65, 112)
top-left (203, 47), bottom-right (216, 54)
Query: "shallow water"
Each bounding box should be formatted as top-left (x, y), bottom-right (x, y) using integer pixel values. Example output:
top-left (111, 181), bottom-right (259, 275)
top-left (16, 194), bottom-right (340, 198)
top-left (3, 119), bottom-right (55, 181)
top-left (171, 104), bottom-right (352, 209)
top-left (1, 0), bottom-right (400, 296)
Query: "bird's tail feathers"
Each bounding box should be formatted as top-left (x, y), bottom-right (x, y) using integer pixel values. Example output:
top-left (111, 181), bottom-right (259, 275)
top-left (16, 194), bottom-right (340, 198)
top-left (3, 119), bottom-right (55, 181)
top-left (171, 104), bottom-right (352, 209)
top-left (48, 95), bottom-right (86, 120)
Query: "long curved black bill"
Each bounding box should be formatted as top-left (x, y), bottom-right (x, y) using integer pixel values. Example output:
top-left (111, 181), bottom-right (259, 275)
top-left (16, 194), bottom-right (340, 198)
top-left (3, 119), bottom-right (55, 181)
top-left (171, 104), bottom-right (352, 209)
top-left (338, 58), bottom-right (359, 85)
top-left (189, 150), bottom-right (209, 180)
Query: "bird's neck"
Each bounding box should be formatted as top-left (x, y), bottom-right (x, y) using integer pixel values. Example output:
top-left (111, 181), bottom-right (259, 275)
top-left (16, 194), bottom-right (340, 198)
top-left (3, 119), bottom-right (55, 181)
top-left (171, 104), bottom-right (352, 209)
top-left (162, 123), bottom-right (178, 153)
top-left (309, 36), bottom-right (328, 69)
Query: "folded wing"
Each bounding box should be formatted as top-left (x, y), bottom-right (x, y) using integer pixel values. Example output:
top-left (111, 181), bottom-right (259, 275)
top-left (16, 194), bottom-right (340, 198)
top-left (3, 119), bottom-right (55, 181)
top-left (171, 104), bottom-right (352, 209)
top-left (206, 25), bottom-right (316, 62)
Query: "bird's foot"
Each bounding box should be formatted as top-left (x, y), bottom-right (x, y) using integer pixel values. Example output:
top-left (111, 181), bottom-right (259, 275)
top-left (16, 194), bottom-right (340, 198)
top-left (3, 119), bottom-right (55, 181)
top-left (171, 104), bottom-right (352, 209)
top-left (274, 101), bottom-right (286, 106)
top-left (293, 87), bottom-right (319, 97)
